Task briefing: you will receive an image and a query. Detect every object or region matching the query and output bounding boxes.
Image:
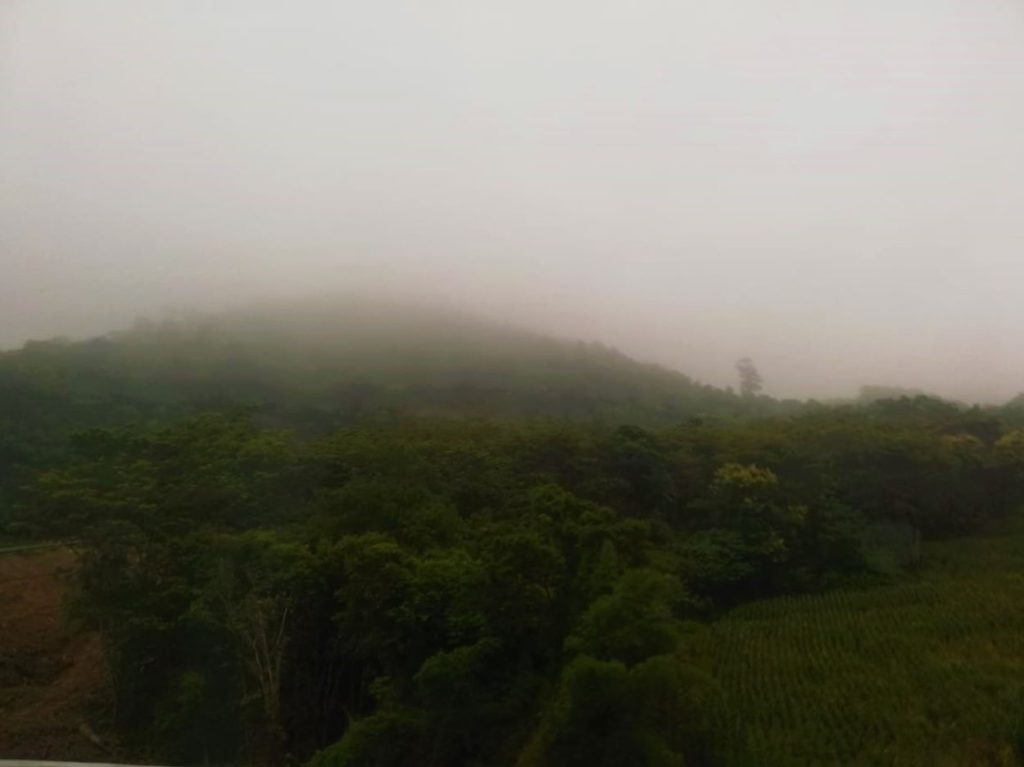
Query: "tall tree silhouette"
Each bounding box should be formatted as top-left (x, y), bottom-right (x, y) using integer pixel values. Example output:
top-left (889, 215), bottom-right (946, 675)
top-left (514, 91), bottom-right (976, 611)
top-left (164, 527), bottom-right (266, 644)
top-left (736, 358), bottom-right (763, 397)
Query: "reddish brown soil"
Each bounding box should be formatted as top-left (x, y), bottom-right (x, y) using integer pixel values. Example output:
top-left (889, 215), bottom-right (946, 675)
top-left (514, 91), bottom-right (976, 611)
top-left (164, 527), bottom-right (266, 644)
top-left (0, 547), bottom-right (117, 760)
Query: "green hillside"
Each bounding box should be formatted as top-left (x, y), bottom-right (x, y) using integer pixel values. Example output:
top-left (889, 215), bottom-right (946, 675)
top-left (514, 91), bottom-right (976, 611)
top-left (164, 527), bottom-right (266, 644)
top-left (9, 299), bottom-right (1024, 766)
top-left (0, 299), bottom-right (796, 528)
top-left (696, 517), bottom-right (1024, 766)
top-left (0, 299), bottom-right (780, 431)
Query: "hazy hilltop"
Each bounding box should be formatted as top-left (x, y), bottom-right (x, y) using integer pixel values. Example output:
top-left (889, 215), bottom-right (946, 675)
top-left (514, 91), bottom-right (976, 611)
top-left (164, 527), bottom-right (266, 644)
top-left (7, 3), bottom-right (1024, 764)
top-left (0, 299), bottom-right (787, 441)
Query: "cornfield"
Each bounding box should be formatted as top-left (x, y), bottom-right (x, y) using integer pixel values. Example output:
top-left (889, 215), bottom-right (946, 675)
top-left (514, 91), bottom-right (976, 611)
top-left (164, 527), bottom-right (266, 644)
top-left (695, 525), bottom-right (1024, 766)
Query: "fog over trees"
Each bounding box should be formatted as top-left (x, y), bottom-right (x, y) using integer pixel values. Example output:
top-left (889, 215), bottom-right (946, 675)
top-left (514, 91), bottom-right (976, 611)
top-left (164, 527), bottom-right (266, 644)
top-left (5, 0), bottom-right (1024, 402)
top-left (6, 3), bottom-right (1024, 765)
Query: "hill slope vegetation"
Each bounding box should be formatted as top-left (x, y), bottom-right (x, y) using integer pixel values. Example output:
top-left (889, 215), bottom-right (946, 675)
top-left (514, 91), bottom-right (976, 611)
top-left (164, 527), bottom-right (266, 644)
top-left (5, 303), bottom-right (1024, 765)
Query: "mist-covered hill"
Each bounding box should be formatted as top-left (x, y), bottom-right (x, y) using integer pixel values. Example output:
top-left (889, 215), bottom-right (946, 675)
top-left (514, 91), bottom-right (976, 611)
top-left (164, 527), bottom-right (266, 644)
top-left (0, 299), bottom-right (789, 434)
top-left (6, 300), bottom-right (1024, 767)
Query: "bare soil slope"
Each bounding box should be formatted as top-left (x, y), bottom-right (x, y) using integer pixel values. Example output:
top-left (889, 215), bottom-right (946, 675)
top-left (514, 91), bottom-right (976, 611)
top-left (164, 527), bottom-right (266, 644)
top-left (0, 546), bottom-right (115, 760)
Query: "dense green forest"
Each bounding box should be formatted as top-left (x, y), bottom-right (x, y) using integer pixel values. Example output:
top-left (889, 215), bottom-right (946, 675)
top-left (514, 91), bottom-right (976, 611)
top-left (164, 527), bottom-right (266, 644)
top-left (5, 305), bottom-right (1024, 765)
top-left (0, 302), bottom-right (793, 520)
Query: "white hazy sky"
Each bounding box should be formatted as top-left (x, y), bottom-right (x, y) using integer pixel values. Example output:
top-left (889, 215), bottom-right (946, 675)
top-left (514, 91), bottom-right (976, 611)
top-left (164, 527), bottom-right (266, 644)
top-left (3, 0), bottom-right (1024, 401)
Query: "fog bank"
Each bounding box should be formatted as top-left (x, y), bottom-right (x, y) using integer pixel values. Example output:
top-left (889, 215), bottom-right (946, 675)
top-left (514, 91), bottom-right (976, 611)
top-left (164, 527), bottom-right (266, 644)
top-left (4, 0), bottom-right (1024, 401)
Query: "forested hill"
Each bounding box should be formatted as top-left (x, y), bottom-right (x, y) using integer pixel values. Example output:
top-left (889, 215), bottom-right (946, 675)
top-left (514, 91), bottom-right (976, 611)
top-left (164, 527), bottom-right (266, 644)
top-left (8, 301), bottom-right (1024, 766)
top-left (0, 300), bottom-right (789, 436)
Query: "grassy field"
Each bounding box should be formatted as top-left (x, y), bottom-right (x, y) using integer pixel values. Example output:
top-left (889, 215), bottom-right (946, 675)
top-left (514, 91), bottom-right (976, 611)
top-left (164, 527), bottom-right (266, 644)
top-left (695, 523), bottom-right (1024, 766)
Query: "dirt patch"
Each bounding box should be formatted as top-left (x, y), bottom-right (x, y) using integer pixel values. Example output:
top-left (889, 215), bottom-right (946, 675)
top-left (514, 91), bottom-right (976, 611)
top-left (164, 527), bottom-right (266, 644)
top-left (0, 547), bottom-right (117, 760)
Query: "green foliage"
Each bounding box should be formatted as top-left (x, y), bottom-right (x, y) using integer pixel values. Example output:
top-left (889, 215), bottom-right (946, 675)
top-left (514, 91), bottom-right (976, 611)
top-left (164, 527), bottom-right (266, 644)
top-left (565, 569), bottom-right (686, 665)
top-left (15, 374), bottom-right (1024, 764)
top-left (0, 303), bottom-right (805, 540)
top-left (153, 668), bottom-right (242, 764)
top-left (307, 705), bottom-right (425, 767)
top-left (518, 653), bottom-right (720, 767)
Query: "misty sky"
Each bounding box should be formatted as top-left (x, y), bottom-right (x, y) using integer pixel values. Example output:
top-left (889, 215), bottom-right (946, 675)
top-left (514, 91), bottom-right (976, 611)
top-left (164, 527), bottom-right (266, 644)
top-left (3, 0), bottom-right (1024, 401)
